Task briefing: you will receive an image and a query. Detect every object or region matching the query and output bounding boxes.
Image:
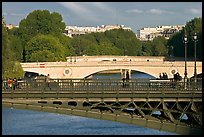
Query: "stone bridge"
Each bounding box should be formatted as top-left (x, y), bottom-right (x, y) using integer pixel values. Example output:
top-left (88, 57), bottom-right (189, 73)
top-left (21, 56), bottom-right (202, 79)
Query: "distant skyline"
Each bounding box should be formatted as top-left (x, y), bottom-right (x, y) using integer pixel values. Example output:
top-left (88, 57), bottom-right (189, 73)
top-left (2, 2), bottom-right (202, 33)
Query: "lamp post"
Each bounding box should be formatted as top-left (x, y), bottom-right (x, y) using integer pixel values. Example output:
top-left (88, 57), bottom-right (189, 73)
top-left (183, 34), bottom-right (188, 89)
top-left (193, 32), bottom-right (198, 83)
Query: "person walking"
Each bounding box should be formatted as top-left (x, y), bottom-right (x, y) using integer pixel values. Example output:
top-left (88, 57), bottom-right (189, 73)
top-left (125, 71), bottom-right (130, 87)
top-left (7, 78), bottom-right (12, 89)
top-left (44, 74), bottom-right (51, 90)
top-left (12, 77), bottom-right (17, 90)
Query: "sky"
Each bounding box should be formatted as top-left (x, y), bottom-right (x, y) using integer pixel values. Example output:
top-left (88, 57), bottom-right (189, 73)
top-left (2, 2), bottom-right (202, 33)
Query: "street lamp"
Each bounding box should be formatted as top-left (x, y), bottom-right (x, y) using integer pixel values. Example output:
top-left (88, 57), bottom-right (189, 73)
top-left (183, 34), bottom-right (188, 89)
top-left (193, 32), bottom-right (198, 83)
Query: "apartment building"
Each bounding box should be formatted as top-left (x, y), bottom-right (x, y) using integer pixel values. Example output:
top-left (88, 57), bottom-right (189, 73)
top-left (64, 24), bottom-right (132, 37)
top-left (137, 25), bottom-right (185, 41)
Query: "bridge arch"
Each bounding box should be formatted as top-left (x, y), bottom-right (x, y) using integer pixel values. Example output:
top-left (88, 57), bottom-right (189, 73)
top-left (82, 68), bottom-right (156, 79)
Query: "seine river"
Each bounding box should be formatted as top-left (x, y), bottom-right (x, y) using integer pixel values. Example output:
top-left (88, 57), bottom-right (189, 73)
top-left (2, 72), bottom-right (177, 135)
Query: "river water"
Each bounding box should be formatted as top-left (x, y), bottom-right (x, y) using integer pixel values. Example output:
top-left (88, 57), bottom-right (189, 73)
top-left (2, 72), bottom-right (177, 135)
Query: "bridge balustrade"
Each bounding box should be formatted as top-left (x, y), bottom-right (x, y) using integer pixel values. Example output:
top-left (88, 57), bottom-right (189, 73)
top-left (2, 78), bottom-right (202, 92)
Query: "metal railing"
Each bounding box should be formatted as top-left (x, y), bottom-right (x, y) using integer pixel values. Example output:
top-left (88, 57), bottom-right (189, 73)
top-left (2, 78), bottom-right (202, 92)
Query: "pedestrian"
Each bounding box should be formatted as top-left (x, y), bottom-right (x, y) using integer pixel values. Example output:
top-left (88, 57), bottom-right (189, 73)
top-left (164, 72), bottom-right (168, 80)
top-left (12, 77), bottom-right (17, 90)
top-left (7, 78), bottom-right (12, 89)
top-left (159, 73), bottom-right (162, 79)
top-left (126, 71), bottom-right (130, 87)
top-left (44, 74), bottom-right (51, 90)
top-left (177, 72), bottom-right (182, 81)
top-left (122, 77), bottom-right (126, 88)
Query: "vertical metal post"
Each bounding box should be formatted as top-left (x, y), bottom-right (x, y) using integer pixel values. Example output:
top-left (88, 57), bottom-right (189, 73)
top-left (193, 33), bottom-right (197, 83)
top-left (183, 34), bottom-right (188, 89)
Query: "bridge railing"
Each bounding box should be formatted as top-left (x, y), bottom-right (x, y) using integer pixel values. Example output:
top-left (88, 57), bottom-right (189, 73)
top-left (2, 78), bottom-right (202, 91)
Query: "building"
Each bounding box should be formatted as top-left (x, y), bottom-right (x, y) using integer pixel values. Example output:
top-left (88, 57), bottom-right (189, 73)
top-left (64, 24), bottom-right (132, 38)
top-left (137, 25), bottom-right (185, 41)
top-left (4, 24), bottom-right (19, 29)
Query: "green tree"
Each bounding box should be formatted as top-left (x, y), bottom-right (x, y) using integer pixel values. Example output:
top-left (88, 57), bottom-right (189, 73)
top-left (26, 34), bottom-right (66, 62)
top-left (9, 34), bottom-right (23, 61)
top-left (56, 34), bottom-right (75, 57)
top-left (105, 29), bottom-right (142, 56)
top-left (3, 61), bottom-right (24, 79)
top-left (84, 44), bottom-right (100, 55)
top-left (151, 36), bottom-right (168, 56)
top-left (167, 32), bottom-right (184, 57)
top-left (19, 10), bottom-right (66, 42)
top-left (2, 19), bottom-right (24, 79)
top-left (18, 10), bottom-right (66, 62)
top-left (185, 17), bottom-right (202, 58)
top-left (98, 42), bottom-right (121, 55)
top-left (141, 41), bottom-right (153, 56)
top-left (167, 17), bottom-right (202, 59)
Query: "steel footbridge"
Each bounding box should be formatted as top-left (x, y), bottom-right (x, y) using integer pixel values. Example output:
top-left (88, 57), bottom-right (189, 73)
top-left (2, 78), bottom-right (202, 135)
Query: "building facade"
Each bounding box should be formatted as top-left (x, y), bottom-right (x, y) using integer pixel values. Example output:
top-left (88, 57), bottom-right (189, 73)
top-left (137, 25), bottom-right (185, 41)
top-left (64, 24), bottom-right (132, 37)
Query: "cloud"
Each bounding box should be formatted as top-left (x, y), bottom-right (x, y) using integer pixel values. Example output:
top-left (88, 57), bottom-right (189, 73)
top-left (58, 2), bottom-right (92, 16)
top-left (146, 9), bottom-right (174, 15)
top-left (3, 12), bottom-right (24, 16)
top-left (57, 2), bottom-right (116, 24)
top-left (126, 9), bottom-right (143, 14)
top-left (92, 2), bottom-right (113, 13)
top-left (188, 8), bottom-right (202, 14)
top-left (125, 8), bottom-right (174, 15)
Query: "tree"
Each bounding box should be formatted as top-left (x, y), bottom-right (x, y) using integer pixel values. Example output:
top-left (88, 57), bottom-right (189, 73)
top-left (98, 42), bottom-right (121, 55)
top-left (84, 44), bottom-right (100, 55)
top-left (18, 10), bottom-right (66, 42)
top-left (167, 17), bottom-right (202, 59)
top-left (167, 32), bottom-right (184, 57)
top-left (26, 34), bottom-right (66, 62)
top-left (9, 34), bottom-right (23, 61)
top-left (141, 41), bottom-right (153, 56)
top-left (105, 29), bottom-right (142, 56)
top-left (56, 34), bottom-right (75, 57)
top-left (2, 19), bottom-right (24, 79)
top-left (3, 61), bottom-right (24, 79)
top-left (151, 36), bottom-right (168, 56)
top-left (17, 10), bottom-right (66, 62)
top-left (185, 17), bottom-right (202, 59)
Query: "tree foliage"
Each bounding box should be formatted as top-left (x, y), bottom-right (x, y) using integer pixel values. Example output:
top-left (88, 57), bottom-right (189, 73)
top-left (18, 10), bottom-right (66, 43)
top-left (16, 10), bottom-right (66, 62)
top-left (151, 36), bottom-right (168, 56)
top-left (2, 21), bottom-right (24, 79)
top-left (167, 17), bottom-right (202, 59)
top-left (26, 34), bottom-right (66, 62)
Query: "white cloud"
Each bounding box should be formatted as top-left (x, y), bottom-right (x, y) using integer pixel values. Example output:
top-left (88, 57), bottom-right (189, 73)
top-left (125, 8), bottom-right (174, 15)
top-left (146, 9), bottom-right (174, 15)
top-left (188, 8), bottom-right (202, 14)
top-left (126, 9), bottom-right (143, 14)
top-left (2, 12), bottom-right (24, 17)
top-left (57, 2), bottom-right (117, 24)
top-left (10, 13), bottom-right (25, 16)
top-left (58, 2), bottom-right (92, 15)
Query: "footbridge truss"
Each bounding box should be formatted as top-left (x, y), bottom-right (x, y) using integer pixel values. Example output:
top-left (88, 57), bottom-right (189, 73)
top-left (2, 79), bottom-right (202, 135)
